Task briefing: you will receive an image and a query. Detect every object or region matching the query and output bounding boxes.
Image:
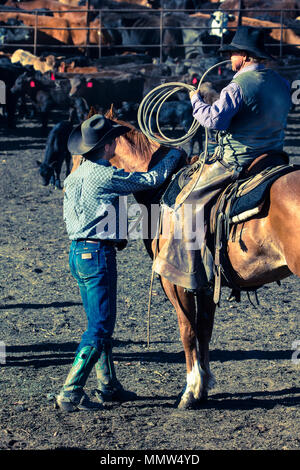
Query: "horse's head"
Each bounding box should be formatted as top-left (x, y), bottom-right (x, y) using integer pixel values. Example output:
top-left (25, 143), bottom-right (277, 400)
top-left (71, 104), bottom-right (187, 180)
top-left (104, 105), bottom-right (168, 173)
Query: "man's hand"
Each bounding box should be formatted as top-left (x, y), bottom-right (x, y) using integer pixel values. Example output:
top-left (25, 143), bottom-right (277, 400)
top-left (189, 89), bottom-right (199, 100)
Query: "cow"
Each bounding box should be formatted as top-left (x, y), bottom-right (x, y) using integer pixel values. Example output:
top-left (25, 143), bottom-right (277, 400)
top-left (208, 10), bottom-right (235, 39)
top-left (229, 13), bottom-right (300, 56)
top-left (5, 0), bottom-right (91, 20)
top-left (0, 63), bottom-right (25, 128)
top-left (0, 9), bottom-right (110, 50)
top-left (150, 80), bottom-right (220, 158)
top-left (148, 0), bottom-right (202, 8)
top-left (220, 0), bottom-right (300, 22)
top-left (200, 10), bottom-right (235, 55)
top-left (4, 1), bottom-right (111, 49)
top-left (56, 55), bottom-right (92, 73)
top-left (192, 9), bottom-right (300, 56)
top-left (197, 80), bottom-right (220, 104)
top-left (69, 96), bottom-right (89, 123)
top-left (115, 100), bottom-right (139, 127)
top-left (148, 99), bottom-right (204, 158)
top-left (179, 12), bottom-right (209, 59)
top-left (0, 17), bottom-right (32, 45)
top-left (68, 71), bottom-right (145, 109)
top-left (0, 11), bottom-right (70, 44)
top-left (119, 13), bottom-right (185, 60)
top-left (97, 7), bottom-right (185, 60)
top-left (11, 49), bottom-right (56, 74)
top-left (88, 0), bottom-right (151, 9)
top-left (68, 16), bottom-right (111, 49)
top-left (37, 120), bottom-right (73, 188)
top-left (11, 71), bottom-right (52, 130)
top-left (11, 71), bottom-right (74, 130)
top-left (60, 0), bottom-right (82, 5)
top-left (58, 63), bottom-right (100, 73)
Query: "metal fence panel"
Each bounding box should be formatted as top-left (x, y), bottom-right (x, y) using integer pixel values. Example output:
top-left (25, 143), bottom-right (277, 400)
top-left (0, 7), bottom-right (299, 60)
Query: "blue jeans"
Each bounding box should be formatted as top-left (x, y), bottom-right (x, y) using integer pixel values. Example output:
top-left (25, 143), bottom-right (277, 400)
top-left (69, 240), bottom-right (117, 353)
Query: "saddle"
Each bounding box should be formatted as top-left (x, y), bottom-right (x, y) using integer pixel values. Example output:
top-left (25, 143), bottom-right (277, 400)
top-left (208, 151), bottom-right (299, 304)
top-left (158, 150), bottom-right (298, 304)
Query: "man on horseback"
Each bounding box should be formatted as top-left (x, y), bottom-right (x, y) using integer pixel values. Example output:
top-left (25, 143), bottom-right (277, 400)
top-left (190, 26), bottom-right (291, 167)
top-left (152, 26), bottom-right (291, 294)
top-left (55, 114), bottom-right (184, 412)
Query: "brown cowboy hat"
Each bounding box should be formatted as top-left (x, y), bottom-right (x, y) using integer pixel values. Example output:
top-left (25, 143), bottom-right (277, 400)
top-left (67, 114), bottom-right (130, 156)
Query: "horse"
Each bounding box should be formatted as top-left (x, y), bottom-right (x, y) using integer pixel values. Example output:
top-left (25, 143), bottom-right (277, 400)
top-left (70, 110), bottom-right (300, 409)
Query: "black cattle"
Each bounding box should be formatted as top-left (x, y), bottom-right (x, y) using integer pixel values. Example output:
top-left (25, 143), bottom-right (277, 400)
top-left (0, 63), bottom-right (25, 128)
top-left (148, 0), bottom-right (201, 8)
top-left (180, 10), bottom-right (235, 59)
top-left (0, 18), bottom-right (31, 45)
top-left (11, 71), bottom-right (53, 130)
top-left (151, 100), bottom-right (192, 131)
top-left (115, 101), bottom-right (139, 127)
top-left (98, 7), bottom-right (184, 60)
top-left (150, 100), bottom-right (204, 158)
top-left (180, 13), bottom-right (208, 59)
top-left (38, 120), bottom-right (73, 189)
top-left (68, 72), bottom-right (144, 109)
top-left (87, 0), bottom-right (150, 10)
top-left (200, 11), bottom-right (235, 55)
top-left (69, 96), bottom-right (89, 124)
top-left (11, 71), bottom-right (74, 130)
top-left (121, 13), bottom-right (185, 60)
top-left (59, 55), bottom-right (92, 67)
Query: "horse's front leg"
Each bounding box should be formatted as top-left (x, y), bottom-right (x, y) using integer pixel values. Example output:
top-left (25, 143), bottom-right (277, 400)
top-left (195, 291), bottom-right (216, 401)
top-left (161, 279), bottom-right (214, 409)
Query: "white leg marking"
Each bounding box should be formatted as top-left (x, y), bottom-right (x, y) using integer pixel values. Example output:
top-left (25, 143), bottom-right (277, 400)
top-left (187, 360), bottom-right (205, 399)
top-left (179, 360), bottom-right (216, 408)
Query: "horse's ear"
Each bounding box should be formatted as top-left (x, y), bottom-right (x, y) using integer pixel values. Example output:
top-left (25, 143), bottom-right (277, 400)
top-left (87, 106), bottom-right (98, 119)
top-left (105, 104), bottom-right (115, 119)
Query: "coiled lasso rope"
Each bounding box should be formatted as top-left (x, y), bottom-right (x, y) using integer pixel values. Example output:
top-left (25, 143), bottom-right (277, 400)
top-left (140, 59), bottom-right (231, 347)
top-left (137, 59), bottom-right (231, 150)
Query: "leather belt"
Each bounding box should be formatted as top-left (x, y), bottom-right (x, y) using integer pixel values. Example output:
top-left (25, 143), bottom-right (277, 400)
top-left (76, 238), bottom-right (128, 251)
top-left (77, 238), bottom-right (116, 246)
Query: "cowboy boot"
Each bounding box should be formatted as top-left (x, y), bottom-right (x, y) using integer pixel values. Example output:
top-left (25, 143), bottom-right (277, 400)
top-left (56, 345), bottom-right (102, 412)
top-left (94, 339), bottom-right (137, 404)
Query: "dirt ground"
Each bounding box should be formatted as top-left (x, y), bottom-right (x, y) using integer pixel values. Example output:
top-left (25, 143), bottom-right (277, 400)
top-left (0, 103), bottom-right (299, 456)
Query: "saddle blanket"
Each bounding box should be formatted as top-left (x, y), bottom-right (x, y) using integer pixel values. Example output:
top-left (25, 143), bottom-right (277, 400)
top-left (230, 164), bottom-right (298, 222)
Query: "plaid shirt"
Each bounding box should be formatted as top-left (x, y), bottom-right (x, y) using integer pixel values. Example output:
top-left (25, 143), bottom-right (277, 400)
top-left (63, 149), bottom-right (182, 241)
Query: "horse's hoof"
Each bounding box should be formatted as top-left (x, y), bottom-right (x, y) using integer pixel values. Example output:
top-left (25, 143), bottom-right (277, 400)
top-left (175, 389), bottom-right (208, 410)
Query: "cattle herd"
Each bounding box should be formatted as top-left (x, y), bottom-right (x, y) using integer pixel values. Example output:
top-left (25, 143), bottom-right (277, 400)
top-left (0, 0), bottom-right (300, 185)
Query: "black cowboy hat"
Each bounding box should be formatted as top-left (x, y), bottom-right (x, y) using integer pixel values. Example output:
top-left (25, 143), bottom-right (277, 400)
top-left (67, 114), bottom-right (130, 156)
top-left (219, 26), bottom-right (274, 60)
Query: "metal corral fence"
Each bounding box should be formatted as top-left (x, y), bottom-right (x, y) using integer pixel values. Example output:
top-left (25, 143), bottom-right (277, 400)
top-left (0, 7), bottom-right (299, 61)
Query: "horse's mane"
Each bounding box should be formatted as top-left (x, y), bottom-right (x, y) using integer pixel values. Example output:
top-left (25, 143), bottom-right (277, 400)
top-left (86, 105), bottom-right (189, 172)
top-left (70, 105), bottom-right (189, 175)
top-left (87, 105), bottom-right (157, 163)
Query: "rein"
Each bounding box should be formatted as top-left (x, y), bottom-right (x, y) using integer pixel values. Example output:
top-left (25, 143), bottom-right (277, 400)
top-left (146, 209), bottom-right (163, 348)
